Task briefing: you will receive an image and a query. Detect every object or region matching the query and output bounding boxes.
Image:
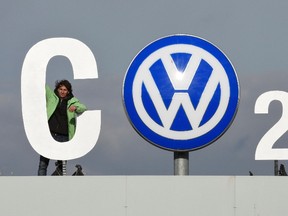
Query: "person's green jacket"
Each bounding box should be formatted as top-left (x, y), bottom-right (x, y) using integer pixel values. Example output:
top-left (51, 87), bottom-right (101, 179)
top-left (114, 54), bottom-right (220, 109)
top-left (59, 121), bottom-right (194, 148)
top-left (46, 85), bottom-right (87, 140)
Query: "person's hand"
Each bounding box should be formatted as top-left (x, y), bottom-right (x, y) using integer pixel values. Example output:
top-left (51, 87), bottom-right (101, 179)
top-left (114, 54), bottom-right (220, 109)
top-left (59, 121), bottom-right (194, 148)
top-left (68, 105), bottom-right (77, 112)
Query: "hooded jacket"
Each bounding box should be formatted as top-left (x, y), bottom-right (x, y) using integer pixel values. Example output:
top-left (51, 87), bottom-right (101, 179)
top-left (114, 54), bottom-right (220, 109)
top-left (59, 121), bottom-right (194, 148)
top-left (46, 85), bottom-right (87, 140)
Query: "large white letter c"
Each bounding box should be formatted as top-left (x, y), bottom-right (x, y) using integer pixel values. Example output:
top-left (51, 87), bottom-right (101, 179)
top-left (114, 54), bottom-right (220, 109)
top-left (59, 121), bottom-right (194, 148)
top-left (21, 38), bottom-right (101, 160)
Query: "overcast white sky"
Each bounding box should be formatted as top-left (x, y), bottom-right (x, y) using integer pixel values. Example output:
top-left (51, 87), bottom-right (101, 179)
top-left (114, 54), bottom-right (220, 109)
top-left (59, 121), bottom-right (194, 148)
top-left (1, 0), bottom-right (288, 176)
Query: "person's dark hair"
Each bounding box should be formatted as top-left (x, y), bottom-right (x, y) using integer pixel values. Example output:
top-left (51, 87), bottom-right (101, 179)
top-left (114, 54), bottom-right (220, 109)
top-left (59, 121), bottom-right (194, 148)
top-left (54, 80), bottom-right (73, 94)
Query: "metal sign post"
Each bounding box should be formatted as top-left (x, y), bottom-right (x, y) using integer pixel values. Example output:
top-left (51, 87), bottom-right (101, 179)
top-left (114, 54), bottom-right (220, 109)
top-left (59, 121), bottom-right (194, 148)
top-left (174, 152), bottom-right (189, 175)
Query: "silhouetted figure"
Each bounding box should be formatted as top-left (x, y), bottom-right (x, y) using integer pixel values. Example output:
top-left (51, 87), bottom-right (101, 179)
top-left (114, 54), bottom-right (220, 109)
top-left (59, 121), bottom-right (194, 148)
top-left (249, 171), bottom-right (253, 176)
top-left (279, 164), bottom-right (287, 176)
top-left (51, 161), bottom-right (63, 176)
top-left (72, 164), bottom-right (84, 176)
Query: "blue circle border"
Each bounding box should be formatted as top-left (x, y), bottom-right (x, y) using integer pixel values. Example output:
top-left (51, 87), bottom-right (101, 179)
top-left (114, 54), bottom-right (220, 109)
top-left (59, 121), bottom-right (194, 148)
top-left (122, 35), bottom-right (240, 151)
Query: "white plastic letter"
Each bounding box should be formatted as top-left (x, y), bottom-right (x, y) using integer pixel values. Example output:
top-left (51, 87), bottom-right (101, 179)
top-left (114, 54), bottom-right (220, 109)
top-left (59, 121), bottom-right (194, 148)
top-left (21, 38), bottom-right (101, 160)
top-left (255, 91), bottom-right (288, 160)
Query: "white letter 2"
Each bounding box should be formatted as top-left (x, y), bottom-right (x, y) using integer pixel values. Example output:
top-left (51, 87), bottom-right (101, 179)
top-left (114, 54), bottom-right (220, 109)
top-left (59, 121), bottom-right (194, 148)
top-left (255, 91), bottom-right (288, 160)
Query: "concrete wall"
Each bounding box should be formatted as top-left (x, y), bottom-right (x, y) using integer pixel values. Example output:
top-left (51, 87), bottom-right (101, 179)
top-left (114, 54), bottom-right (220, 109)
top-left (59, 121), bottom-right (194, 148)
top-left (1, 176), bottom-right (288, 216)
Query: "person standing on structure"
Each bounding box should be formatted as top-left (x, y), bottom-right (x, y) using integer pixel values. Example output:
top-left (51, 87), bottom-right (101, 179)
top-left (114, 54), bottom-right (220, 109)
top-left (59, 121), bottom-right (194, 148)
top-left (38, 79), bottom-right (87, 176)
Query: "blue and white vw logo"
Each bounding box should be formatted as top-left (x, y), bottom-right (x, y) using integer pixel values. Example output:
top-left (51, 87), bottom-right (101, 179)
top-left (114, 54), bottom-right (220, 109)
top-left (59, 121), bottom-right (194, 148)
top-left (123, 35), bottom-right (239, 151)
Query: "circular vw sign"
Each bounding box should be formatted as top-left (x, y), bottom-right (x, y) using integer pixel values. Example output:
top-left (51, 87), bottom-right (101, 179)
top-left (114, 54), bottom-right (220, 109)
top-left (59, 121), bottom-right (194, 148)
top-left (123, 35), bottom-right (239, 151)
